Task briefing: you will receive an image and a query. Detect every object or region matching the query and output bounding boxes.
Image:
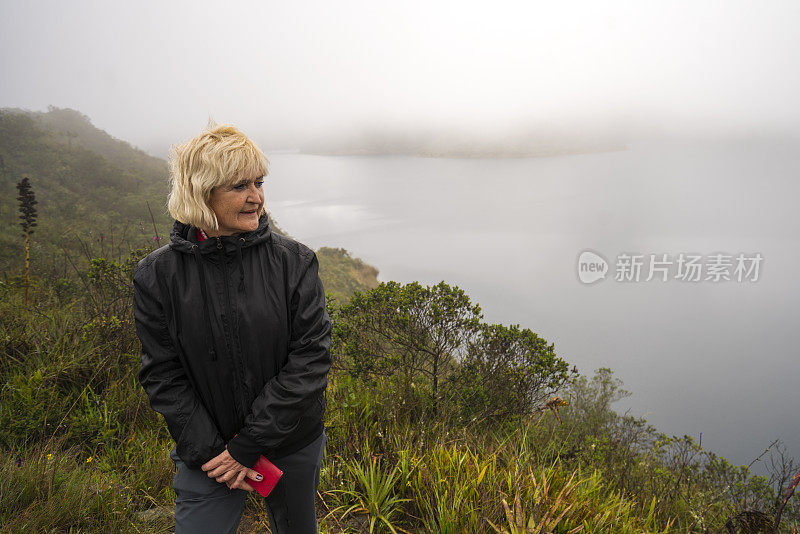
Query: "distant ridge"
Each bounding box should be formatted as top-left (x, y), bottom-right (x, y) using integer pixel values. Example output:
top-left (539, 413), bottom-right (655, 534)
top-left (33, 107), bottom-right (167, 181)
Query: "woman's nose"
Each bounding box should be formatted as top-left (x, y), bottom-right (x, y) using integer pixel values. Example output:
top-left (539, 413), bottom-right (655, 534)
top-left (247, 183), bottom-right (264, 202)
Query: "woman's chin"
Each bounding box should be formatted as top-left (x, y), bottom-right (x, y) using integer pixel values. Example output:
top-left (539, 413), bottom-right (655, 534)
top-left (236, 214), bottom-right (260, 232)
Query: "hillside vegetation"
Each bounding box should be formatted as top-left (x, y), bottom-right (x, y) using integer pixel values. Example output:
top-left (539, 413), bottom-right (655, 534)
top-left (1, 264), bottom-right (797, 532)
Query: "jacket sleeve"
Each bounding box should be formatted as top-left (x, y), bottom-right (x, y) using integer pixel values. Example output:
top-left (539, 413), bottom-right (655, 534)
top-left (226, 250), bottom-right (332, 467)
top-left (133, 261), bottom-right (226, 470)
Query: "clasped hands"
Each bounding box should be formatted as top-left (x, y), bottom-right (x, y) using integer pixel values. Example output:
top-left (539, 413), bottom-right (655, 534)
top-left (201, 448), bottom-right (263, 492)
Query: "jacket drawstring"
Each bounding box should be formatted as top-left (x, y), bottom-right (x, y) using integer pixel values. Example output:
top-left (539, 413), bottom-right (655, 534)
top-left (192, 244), bottom-right (217, 361)
top-left (236, 238), bottom-right (245, 292)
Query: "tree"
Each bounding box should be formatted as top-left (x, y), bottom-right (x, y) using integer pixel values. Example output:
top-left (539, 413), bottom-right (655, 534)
top-left (16, 176), bottom-right (38, 305)
top-left (444, 323), bottom-right (576, 422)
top-left (334, 280), bottom-right (484, 417)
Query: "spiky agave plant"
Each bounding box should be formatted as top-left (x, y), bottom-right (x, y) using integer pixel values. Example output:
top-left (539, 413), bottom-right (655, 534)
top-left (332, 454), bottom-right (411, 534)
top-left (488, 465), bottom-right (585, 534)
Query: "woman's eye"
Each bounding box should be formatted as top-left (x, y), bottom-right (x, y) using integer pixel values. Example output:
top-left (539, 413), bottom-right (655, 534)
top-left (233, 181), bottom-right (262, 191)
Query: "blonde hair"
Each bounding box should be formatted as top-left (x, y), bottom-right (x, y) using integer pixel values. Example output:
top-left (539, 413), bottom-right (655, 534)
top-left (167, 123), bottom-right (269, 230)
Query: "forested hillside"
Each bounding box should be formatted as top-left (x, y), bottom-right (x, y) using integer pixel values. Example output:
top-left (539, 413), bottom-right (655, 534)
top-left (0, 107), bottom-right (173, 273)
top-left (0, 107), bottom-right (378, 299)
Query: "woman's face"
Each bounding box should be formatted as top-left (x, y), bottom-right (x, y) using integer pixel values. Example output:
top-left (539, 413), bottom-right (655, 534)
top-left (207, 173), bottom-right (265, 236)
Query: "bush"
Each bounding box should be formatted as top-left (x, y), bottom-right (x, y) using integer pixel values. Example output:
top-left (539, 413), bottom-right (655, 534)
top-left (333, 281), bottom-right (573, 427)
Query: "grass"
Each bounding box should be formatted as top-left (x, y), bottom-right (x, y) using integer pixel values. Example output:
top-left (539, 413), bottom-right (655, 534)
top-left (0, 442), bottom-right (131, 532)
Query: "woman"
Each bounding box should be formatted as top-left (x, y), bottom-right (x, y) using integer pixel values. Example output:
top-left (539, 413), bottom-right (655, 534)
top-left (132, 124), bottom-right (331, 533)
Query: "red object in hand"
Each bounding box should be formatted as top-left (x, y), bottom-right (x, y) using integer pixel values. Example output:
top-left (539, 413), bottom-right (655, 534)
top-left (249, 455), bottom-right (283, 497)
top-left (230, 435), bottom-right (283, 497)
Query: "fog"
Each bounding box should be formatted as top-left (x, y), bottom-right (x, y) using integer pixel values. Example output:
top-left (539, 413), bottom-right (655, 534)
top-left (2, 0), bottom-right (800, 156)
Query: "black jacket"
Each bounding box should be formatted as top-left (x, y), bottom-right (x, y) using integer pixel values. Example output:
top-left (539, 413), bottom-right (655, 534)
top-left (132, 213), bottom-right (331, 469)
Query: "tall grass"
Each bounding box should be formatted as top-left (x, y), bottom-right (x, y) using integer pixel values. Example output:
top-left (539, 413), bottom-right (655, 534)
top-left (0, 443), bottom-right (131, 532)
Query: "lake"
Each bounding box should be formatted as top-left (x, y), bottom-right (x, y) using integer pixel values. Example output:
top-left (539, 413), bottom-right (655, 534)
top-left (264, 136), bottom-right (800, 476)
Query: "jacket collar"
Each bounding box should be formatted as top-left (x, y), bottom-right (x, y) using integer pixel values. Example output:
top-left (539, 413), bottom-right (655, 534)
top-left (169, 213), bottom-right (273, 255)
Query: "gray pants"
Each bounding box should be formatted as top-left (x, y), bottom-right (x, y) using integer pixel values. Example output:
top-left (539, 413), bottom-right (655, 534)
top-left (169, 429), bottom-right (327, 534)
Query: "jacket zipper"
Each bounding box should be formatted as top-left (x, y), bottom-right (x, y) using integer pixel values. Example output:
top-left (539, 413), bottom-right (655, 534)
top-left (217, 236), bottom-right (248, 421)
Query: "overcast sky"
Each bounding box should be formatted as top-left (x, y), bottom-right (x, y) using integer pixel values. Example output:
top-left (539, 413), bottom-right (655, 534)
top-left (2, 0), bottom-right (799, 155)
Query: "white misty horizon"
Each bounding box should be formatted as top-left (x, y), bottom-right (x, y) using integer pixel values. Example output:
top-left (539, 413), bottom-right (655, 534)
top-left (1, 1), bottom-right (798, 157)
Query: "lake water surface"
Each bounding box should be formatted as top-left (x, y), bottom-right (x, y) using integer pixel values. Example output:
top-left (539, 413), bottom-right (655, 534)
top-left (265, 137), bottom-right (800, 475)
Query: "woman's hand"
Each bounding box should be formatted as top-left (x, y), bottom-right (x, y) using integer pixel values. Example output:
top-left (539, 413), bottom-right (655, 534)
top-left (201, 448), bottom-right (262, 491)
